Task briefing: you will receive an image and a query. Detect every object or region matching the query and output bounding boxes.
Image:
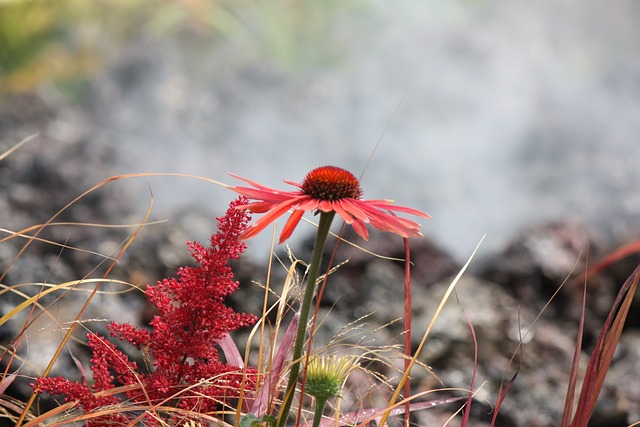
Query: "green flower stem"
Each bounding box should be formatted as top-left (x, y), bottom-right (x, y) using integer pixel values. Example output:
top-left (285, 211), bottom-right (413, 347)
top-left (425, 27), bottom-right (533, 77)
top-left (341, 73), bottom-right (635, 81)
top-left (277, 211), bottom-right (335, 427)
top-left (311, 396), bottom-right (329, 427)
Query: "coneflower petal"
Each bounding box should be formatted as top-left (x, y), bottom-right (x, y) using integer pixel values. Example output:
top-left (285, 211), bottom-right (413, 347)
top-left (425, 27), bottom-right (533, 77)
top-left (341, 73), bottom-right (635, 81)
top-left (351, 219), bottom-right (370, 240)
top-left (239, 200), bottom-right (297, 240)
top-left (280, 210), bottom-right (305, 244)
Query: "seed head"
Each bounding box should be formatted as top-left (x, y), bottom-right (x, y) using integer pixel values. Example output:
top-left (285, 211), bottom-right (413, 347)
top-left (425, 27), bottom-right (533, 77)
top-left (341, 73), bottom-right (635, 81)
top-left (300, 166), bottom-right (363, 201)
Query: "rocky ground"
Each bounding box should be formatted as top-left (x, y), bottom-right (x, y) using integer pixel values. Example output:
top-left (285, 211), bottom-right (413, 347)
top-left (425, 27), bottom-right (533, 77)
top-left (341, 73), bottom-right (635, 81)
top-left (2, 93), bottom-right (640, 426)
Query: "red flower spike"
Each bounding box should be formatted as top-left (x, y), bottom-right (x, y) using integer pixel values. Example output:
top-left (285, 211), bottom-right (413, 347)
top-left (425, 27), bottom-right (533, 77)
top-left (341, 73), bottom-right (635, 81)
top-left (230, 165), bottom-right (430, 243)
top-left (33, 198), bottom-right (258, 424)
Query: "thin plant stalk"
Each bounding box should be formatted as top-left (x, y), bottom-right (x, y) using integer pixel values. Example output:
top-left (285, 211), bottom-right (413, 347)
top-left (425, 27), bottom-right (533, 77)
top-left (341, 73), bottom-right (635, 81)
top-left (298, 224), bottom-right (345, 424)
top-left (311, 396), bottom-right (328, 427)
top-left (277, 212), bottom-right (335, 427)
top-left (402, 237), bottom-right (411, 427)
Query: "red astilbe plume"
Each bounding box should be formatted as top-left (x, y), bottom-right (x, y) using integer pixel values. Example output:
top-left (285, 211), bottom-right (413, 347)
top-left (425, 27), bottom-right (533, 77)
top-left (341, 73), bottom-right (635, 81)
top-left (34, 197), bottom-right (258, 425)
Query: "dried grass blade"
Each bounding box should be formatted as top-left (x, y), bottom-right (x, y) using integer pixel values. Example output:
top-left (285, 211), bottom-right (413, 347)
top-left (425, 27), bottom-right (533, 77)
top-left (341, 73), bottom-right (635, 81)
top-left (378, 235), bottom-right (485, 427)
top-left (561, 280), bottom-right (587, 426)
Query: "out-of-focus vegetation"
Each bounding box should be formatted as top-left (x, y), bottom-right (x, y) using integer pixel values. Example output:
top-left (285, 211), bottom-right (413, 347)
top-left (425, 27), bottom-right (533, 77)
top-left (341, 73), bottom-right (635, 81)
top-left (0, 0), bottom-right (371, 95)
top-left (232, 0), bottom-right (372, 70)
top-left (1, 0), bottom-right (135, 93)
top-left (0, 0), bottom-right (237, 93)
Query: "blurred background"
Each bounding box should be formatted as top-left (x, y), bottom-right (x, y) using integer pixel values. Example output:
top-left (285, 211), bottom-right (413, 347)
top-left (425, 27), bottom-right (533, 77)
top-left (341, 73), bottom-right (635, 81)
top-left (2, 0), bottom-right (640, 260)
top-left (4, 2), bottom-right (640, 425)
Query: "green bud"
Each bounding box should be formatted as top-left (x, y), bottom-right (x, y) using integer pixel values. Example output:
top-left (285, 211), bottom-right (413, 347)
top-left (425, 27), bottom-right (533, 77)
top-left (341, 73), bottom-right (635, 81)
top-left (305, 355), bottom-right (358, 399)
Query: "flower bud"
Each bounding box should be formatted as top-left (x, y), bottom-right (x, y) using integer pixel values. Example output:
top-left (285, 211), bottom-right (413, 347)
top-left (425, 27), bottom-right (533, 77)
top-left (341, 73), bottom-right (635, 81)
top-left (305, 355), bottom-right (358, 399)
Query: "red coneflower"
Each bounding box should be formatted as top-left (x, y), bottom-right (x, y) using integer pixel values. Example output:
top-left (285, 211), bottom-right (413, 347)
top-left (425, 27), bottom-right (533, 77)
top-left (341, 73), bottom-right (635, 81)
top-left (230, 165), bottom-right (430, 243)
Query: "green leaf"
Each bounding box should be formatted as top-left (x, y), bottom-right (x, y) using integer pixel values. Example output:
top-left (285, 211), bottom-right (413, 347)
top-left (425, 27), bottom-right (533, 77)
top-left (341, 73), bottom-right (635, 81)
top-left (239, 414), bottom-right (276, 427)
